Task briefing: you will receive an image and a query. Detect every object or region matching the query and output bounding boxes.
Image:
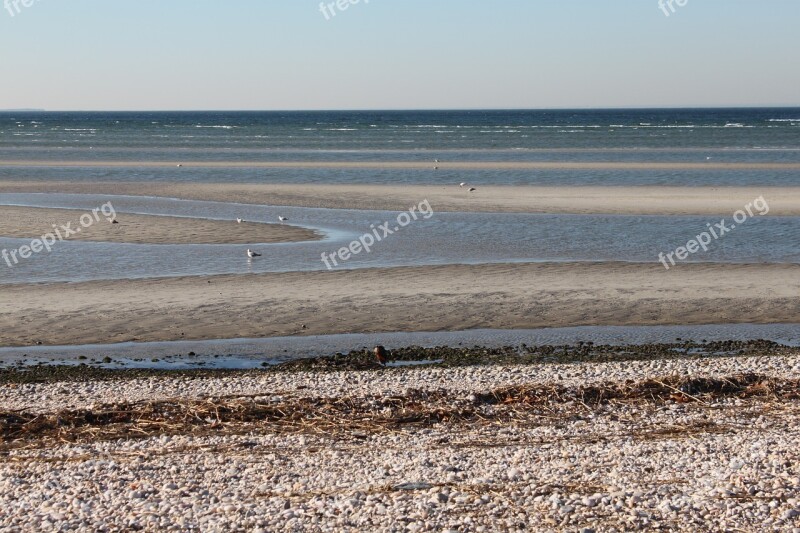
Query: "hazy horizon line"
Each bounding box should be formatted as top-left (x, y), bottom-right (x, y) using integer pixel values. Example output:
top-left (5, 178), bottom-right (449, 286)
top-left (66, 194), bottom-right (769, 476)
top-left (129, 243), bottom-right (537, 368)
top-left (2, 105), bottom-right (800, 114)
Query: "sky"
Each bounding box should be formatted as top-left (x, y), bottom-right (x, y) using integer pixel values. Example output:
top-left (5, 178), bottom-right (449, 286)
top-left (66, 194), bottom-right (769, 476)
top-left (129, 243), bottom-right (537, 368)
top-left (1, 0), bottom-right (799, 111)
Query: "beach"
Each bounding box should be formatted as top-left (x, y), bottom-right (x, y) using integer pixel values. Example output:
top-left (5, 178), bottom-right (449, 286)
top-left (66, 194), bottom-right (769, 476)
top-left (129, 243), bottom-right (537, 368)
top-left (1, 108), bottom-right (799, 531)
top-left (3, 180), bottom-right (800, 215)
top-left (4, 0), bottom-right (800, 523)
top-left (2, 349), bottom-right (800, 531)
top-left (1, 177), bottom-right (799, 533)
top-left (0, 205), bottom-right (319, 245)
top-left (0, 262), bottom-right (797, 347)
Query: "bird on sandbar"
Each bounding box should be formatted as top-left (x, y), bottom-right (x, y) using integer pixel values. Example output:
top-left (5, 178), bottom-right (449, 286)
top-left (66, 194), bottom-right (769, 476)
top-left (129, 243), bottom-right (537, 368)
top-left (110, 218), bottom-right (119, 224)
top-left (374, 345), bottom-right (388, 366)
top-left (459, 182), bottom-right (467, 188)
top-left (246, 249), bottom-right (261, 258)
top-left (236, 218), bottom-right (243, 224)
top-left (468, 187), bottom-right (477, 192)
top-left (278, 216), bottom-right (289, 222)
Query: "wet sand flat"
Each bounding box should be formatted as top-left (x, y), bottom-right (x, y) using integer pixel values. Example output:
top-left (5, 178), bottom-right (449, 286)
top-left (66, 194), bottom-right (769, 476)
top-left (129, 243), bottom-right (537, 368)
top-left (2, 181), bottom-right (800, 215)
top-left (0, 206), bottom-right (318, 245)
top-left (0, 262), bottom-right (797, 347)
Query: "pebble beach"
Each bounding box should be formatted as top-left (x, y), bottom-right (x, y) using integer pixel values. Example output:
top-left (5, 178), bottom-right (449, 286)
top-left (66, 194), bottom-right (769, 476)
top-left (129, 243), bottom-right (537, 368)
top-left (2, 347), bottom-right (800, 532)
top-left (2, 106), bottom-right (799, 532)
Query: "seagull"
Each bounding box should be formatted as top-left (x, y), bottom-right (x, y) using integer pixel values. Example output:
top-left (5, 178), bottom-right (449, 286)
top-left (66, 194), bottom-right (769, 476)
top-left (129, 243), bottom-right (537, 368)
top-left (176, 164), bottom-right (183, 168)
top-left (246, 249), bottom-right (261, 258)
top-left (459, 182), bottom-right (467, 188)
top-left (468, 187), bottom-right (477, 192)
top-left (434, 159), bottom-right (440, 163)
top-left (236, 218), bottom-right (243, 224)
top-left (278, 216), bottom-right (289, 222)
top-left (374, 345), bottom-right (388, 366)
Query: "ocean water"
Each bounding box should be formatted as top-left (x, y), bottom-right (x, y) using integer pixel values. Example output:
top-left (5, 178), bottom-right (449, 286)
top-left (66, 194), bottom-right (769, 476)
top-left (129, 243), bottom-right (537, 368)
top-left (1, 110), bottom-right (798, 285)
top-left (1, 193), bottom-right (798, 285)
top-left (1, 111), bottom-right (798, 360)
top-left (1, 108), bottom-right (799, 186)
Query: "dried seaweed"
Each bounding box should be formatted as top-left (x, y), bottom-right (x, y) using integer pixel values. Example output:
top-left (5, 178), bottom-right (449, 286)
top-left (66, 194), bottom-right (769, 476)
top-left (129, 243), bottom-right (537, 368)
top-left (1, 373), bottom-right (797, 450)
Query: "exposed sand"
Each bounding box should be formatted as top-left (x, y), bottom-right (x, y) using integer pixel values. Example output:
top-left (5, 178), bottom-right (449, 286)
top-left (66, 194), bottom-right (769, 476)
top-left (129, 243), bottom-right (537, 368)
top-left (2, 181), bottom-right (799, 215)
top-left (2, 159), bottom-right (800, 171)
top-left (0, 262), bottom-right (797, 347)
top-left (1, 182), bottom-right (796, 348)
top-left (0, 206), bottom-right (318, 245)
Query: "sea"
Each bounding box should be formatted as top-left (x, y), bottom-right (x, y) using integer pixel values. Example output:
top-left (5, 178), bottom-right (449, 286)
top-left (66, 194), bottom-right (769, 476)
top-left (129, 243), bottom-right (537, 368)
top-left (1, 108), bottom-right (799, 186)
top-left (0, 109), bottom-right (798, 364)
top-left (0, 108), bottom-right (798, 285)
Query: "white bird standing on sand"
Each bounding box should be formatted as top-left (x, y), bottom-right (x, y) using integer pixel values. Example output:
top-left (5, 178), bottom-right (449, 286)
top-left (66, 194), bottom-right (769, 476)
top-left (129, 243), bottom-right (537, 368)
top-left (247, 249), bottom-right (261, 258)
top-left (459, 182), bottom-right (467, 188)
top-left (236, 218), bottom-right (243, 224)
top-left (278, 216), bottom-right (289, 222)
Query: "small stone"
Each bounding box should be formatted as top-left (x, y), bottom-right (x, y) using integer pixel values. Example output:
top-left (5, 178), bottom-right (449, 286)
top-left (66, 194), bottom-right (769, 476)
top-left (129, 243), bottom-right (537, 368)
top-left (783, 509), bottom-right (799, 520)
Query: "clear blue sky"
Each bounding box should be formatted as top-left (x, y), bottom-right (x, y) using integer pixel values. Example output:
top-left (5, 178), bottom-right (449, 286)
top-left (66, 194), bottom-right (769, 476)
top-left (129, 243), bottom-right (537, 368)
top-left (1, 0), bottom-right (798, 110)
